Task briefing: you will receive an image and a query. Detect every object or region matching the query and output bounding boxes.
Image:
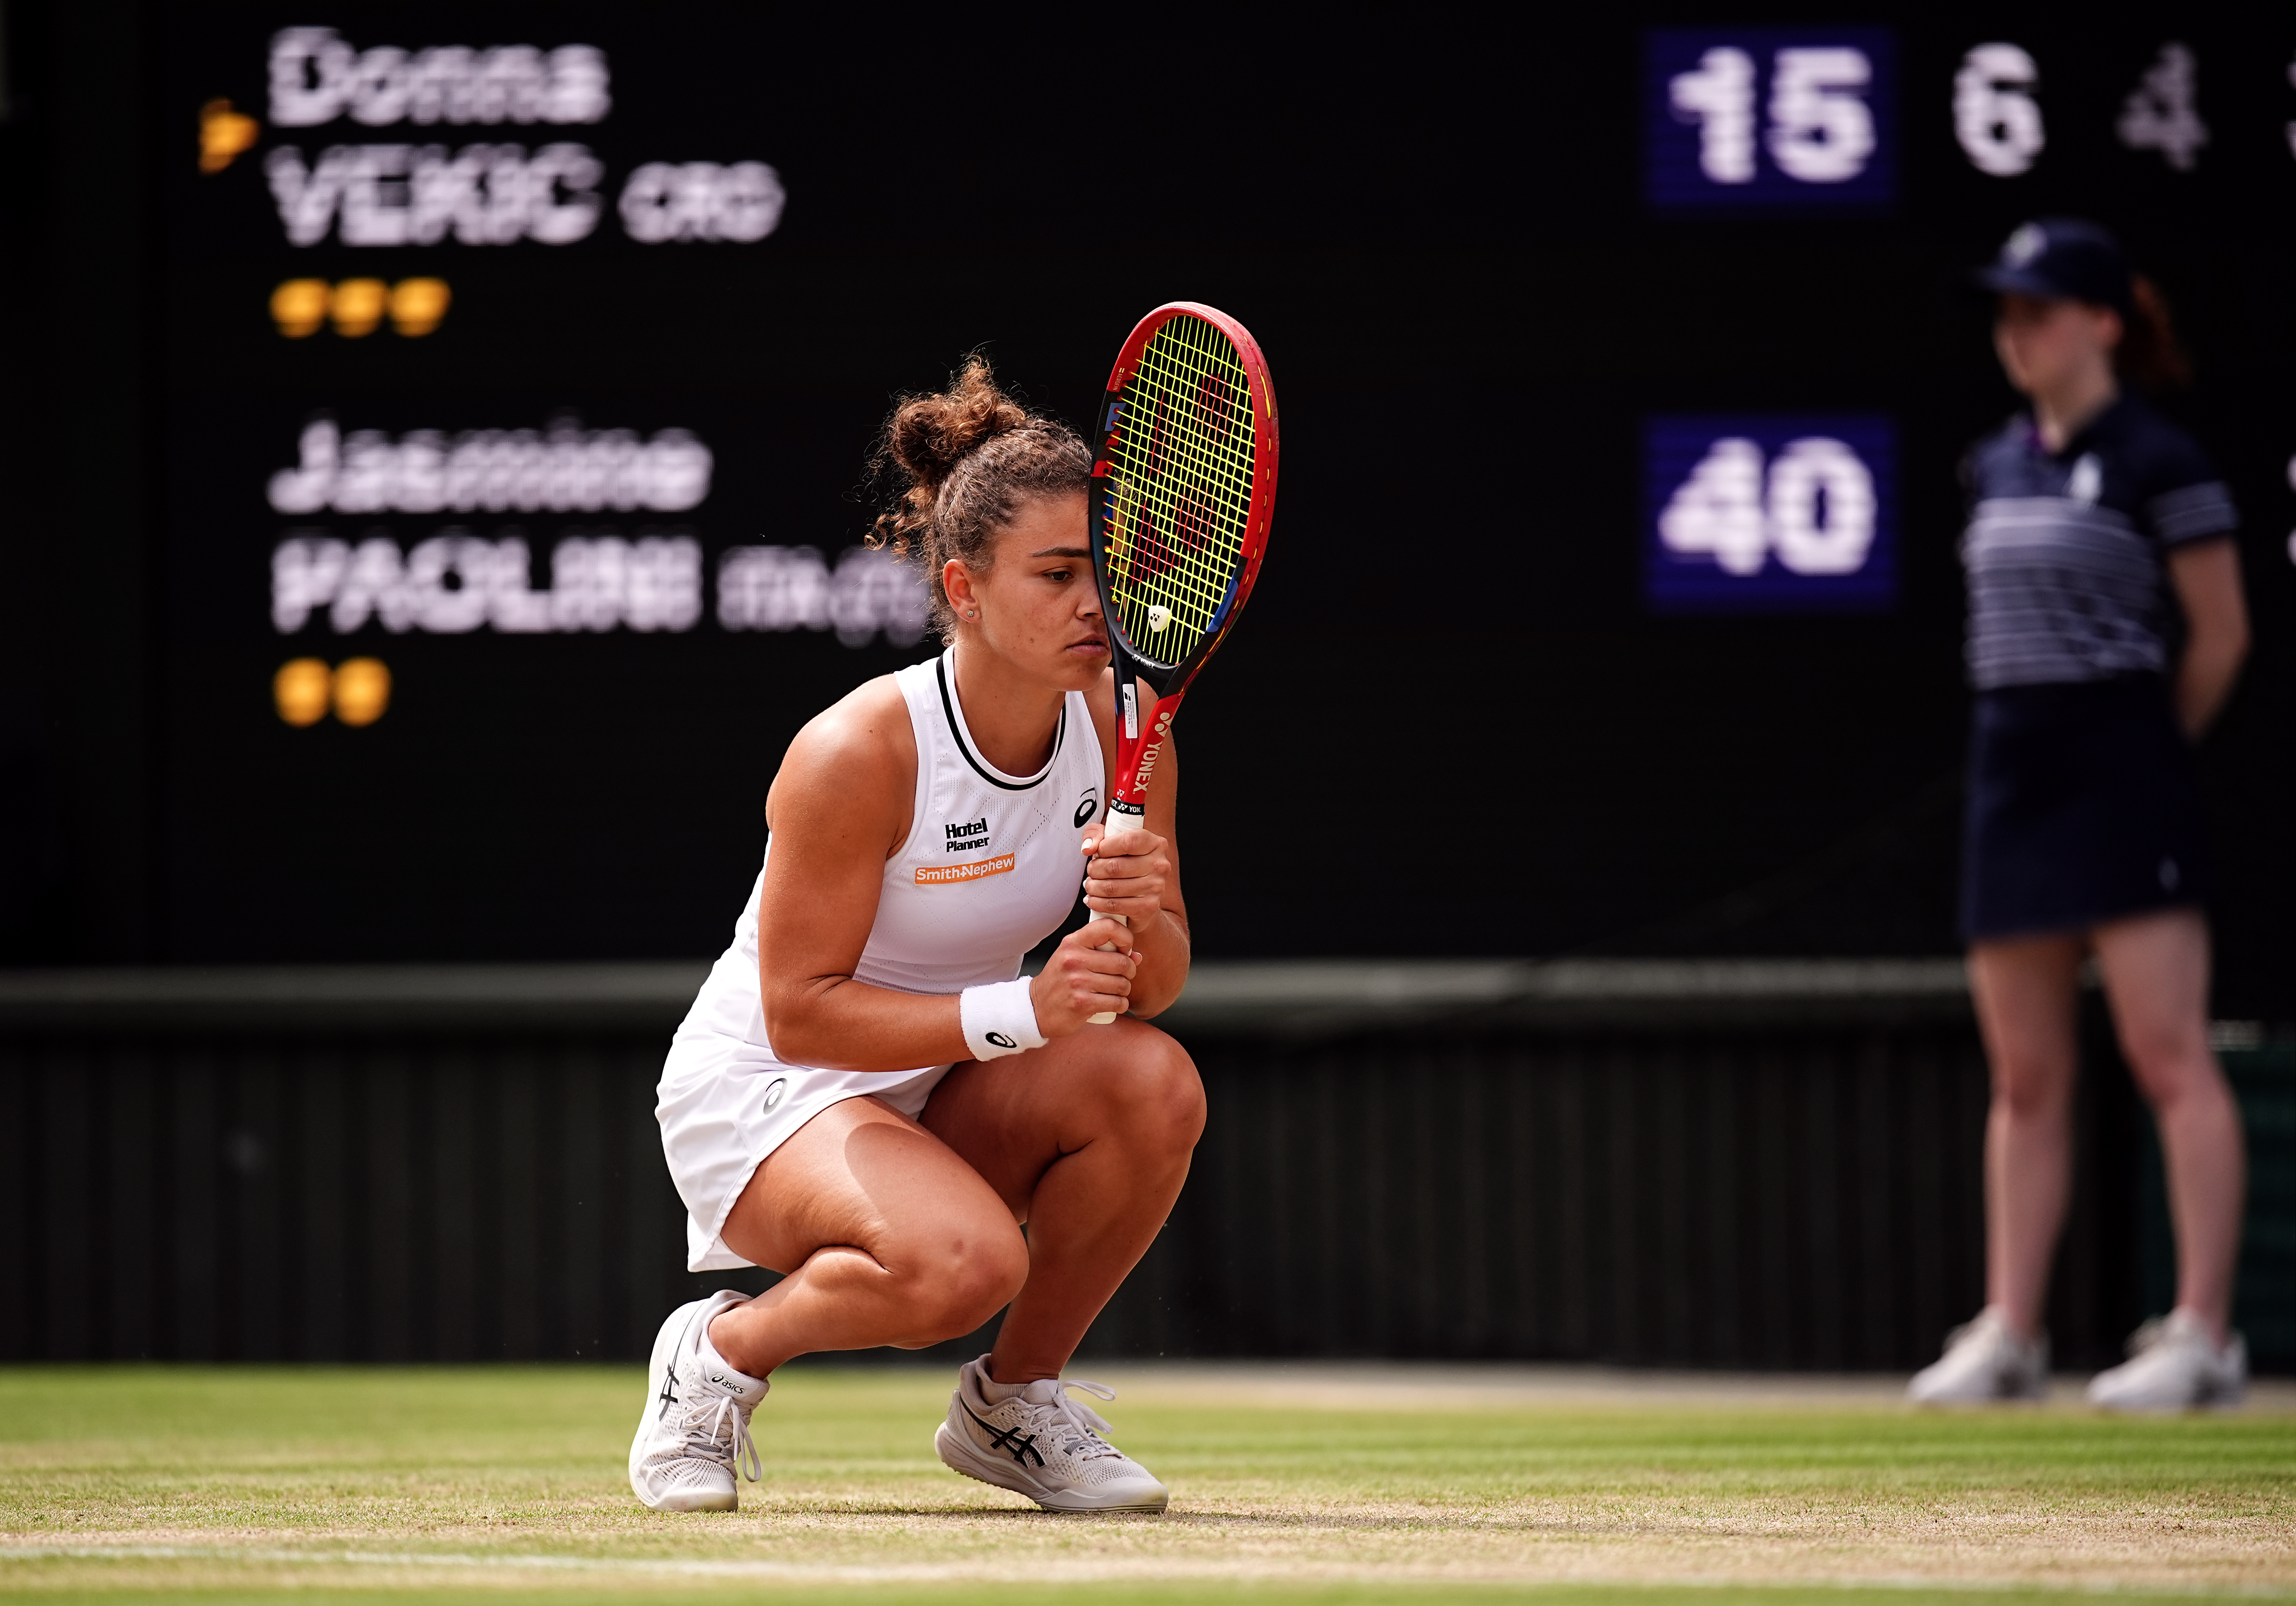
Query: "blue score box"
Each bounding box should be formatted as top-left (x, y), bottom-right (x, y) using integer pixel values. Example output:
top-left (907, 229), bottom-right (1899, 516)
top-left (1643, 416), bottom-right (1899, 614)
top-left (1645, 27), bottom-right (1897, 212)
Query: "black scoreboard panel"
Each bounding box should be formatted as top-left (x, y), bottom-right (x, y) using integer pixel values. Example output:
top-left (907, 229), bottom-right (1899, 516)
top-left (159, 7), bottom-right (2294, 1012)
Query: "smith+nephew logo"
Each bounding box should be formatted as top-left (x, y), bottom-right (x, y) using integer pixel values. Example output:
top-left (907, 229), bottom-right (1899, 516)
top-left (916, 854), bottom-right (1015, 886)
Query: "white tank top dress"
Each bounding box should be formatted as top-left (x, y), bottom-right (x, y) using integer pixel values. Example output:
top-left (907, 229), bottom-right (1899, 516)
top-left (657, 648), bottom-right (1105, 1271)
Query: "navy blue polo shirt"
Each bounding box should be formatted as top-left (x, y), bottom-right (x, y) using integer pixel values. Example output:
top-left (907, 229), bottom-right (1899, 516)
top-left (1959, 395), bottom-right (2237, 690)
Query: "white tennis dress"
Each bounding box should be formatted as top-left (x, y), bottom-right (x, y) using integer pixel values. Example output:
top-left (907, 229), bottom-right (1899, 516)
top-left (658, 648), bottom-right (1106, 1271)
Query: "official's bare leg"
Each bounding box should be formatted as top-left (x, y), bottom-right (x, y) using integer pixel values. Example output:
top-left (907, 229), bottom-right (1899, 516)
top-left (2094, 907), bottom-right (2243, 1343)
top-left (704, 1018), bottom-right (1204, 1380)
top-left (1969, 932), bottom-right (2084, 1342)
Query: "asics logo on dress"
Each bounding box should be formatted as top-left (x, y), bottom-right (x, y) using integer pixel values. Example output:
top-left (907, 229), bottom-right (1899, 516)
top-left (1074, 792), bottom-right (1097, 828)
top-left (944, 818), bottom-right (990, 853)
top-left (962, 1401), bottom-right (1045, 1467)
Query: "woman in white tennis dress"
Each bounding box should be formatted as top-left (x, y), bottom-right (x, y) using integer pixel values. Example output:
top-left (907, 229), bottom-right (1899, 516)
top-left (630, 360), bottom-right (1202, 1516)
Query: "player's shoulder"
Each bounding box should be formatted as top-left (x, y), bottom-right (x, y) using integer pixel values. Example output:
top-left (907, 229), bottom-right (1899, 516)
top-left (781, 673), bottom-right (915, 793)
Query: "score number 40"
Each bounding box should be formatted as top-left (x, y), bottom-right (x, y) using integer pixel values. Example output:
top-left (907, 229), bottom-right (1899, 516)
top-left (1643, 419), bottom-right (1897, 615)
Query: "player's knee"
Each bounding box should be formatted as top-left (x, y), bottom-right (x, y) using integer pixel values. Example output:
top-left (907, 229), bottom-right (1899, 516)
top-left (1108, 1033), bottom-right (1205, 1158)
top-left (901, 1224), bottom-right (1028, 1340)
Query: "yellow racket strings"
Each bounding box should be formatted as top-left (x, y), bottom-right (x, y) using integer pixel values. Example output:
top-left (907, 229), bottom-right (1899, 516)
top-left (1104, 315), bottom-right (1256, 665)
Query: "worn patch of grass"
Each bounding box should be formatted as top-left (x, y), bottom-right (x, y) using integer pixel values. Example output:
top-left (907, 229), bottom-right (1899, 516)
top-left (2, 1365), bottom-right (2292, 1601)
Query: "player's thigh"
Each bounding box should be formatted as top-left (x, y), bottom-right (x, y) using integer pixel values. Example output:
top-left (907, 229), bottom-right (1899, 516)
top-left (1968, 934), bottom-right (2084, 1104)
top-left (718, 1093), bottom-right (1017, 1275)
top-left (920, 1019), bottom-right (1205, 1219)
top-left (2093, 907), bottom-right (2215, 1097)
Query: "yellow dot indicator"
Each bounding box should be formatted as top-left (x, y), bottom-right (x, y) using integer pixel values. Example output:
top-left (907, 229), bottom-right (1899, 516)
top-left (274, 658), bottom-right (332, 726)
top-left (332, 658), bottom-right (392, 726)
top-left (270, 279), bottom-right (330, 338)
top-left (389, 277), bottom-right (452, 336)
top-left (198, 98), bottom-right (259, 174)
top-left (330, 278), bottom-right (388, 338)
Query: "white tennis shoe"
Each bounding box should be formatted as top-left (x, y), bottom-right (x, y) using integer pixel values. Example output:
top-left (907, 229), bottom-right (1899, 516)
top-left (629, 1290), bottom-right (767, 1511)
top-left (2087, 1310), bottom-right (2246, 1412)
top-left (934, 1355), bottom-right (1169, 1513)
top-left (1907, 1308), bottom-right (2049, 1404)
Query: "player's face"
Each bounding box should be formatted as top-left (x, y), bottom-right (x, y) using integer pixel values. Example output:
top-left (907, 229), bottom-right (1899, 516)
top-left (1993, 294), bottom-right (2120, 400)
top-left (956, 492), bottom-right (1109, 691)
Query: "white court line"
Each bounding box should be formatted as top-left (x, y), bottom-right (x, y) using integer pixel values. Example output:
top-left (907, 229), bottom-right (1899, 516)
top-left (7, 1542), bottom-right (2296, 1595)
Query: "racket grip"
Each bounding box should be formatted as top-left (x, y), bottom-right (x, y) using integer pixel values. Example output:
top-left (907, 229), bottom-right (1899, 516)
top-left (1086, 912), bottom-right (1130, 1026)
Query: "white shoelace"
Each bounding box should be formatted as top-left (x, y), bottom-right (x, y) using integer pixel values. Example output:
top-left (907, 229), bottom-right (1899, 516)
top-left (682, 1392), bottom-right (762, 1483)
top-left (1043, 1379), bottom-right (1122, 1461)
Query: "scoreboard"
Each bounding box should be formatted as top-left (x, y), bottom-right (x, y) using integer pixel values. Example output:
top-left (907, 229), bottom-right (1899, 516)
top-left (157, 8), bottom-right (2293, 1013)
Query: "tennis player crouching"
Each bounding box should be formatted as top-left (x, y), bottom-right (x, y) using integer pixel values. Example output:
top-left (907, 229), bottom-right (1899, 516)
top-left (629, 360), bottom-right (1202, 1515)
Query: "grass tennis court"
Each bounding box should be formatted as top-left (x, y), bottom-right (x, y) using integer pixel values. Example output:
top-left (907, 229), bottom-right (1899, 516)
top-left (3, 1364), bottom-right (2291, 1603)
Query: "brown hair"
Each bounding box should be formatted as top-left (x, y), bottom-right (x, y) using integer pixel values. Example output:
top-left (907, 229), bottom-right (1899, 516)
top-left (2116, 275), bottom-right (2191, 392)
top-left (868, 357), bottom-right (1092, 643)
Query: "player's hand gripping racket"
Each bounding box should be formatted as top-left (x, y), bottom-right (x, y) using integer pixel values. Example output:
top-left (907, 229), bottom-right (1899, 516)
top-left (1084, 302), bottom-right (1279, 1022)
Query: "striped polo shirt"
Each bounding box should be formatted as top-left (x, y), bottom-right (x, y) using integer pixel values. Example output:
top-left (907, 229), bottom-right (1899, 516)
top-left (1960, 395), bottom-right (2237, 690)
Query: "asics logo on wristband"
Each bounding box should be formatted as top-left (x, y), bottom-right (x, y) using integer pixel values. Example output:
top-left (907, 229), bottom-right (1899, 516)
top-left (986, 1031), bottom-right (1017, 1050)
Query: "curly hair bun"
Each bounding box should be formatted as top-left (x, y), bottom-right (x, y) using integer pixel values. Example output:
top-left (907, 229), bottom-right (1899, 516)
top-left (866, 355), bottom-right (1093, 644)
top-left (883, 357), bottom-right (1030, 492)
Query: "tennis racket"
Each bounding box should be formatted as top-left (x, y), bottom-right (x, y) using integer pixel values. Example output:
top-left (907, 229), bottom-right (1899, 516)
top-left (1084, 302), bottom-right (1279, 1021)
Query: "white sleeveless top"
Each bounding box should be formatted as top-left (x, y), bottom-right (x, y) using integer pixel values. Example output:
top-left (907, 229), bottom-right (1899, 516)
top-left (673, 646), bottom-right (1104, 1076)
top-left (659, 649), bottom-right (1105, 1269)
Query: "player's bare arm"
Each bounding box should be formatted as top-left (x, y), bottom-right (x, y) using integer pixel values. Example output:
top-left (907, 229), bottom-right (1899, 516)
top-left (759, 682), bottom-right (1140, 1066)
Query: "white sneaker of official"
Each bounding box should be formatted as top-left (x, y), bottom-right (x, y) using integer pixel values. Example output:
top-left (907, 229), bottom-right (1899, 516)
top-left (934, 1355), bottom-right (1170, 1513)
top-left (1907, 1308), bottom-right (2050, 1404)
top-left (2087, 1309), bottom-right (2247, 1412)
top-left (629, 1290), bottom-right (767, 1511)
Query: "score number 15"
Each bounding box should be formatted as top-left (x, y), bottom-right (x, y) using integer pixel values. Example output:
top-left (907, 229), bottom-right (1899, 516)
top-left (1647, 28), bottom-right (1896, 209)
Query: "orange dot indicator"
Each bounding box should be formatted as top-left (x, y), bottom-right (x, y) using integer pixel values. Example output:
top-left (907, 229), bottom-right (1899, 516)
top-left (274, 659), bottom-right (332, 726)
top-left (198, 98), bottom-right (259, 174)
top-left (389, 278), bottom-right (451, 336)
top-left (270, 279), bottom-right (331, 338)
top-left (333, 658), bottom-right (392, 726)
top-left (330, 278), bottom-right (388, 338)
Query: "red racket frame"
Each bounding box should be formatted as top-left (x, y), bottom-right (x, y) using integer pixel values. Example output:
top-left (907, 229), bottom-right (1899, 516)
top-left (1089, 301), bottom-right (1279, 831)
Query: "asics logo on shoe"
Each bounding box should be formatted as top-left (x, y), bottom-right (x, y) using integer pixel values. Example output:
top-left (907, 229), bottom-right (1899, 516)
top-left (706, 1371), bottom-right (740, 1390)
top-left (655, 1370), bottom-right (679, 1417)
top-left (962, 1401), bottom-right (1044, 1467)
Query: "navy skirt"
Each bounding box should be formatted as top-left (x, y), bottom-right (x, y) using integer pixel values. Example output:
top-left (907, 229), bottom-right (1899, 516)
top-left (1960, 678), bottom-right (2209, 941)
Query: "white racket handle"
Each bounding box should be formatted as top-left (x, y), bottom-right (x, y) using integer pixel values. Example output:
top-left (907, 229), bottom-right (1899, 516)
top-left (1084, 802), bottom-right (1145, 1025)
top-left (1086, 912), bottom-right (1129, 1026)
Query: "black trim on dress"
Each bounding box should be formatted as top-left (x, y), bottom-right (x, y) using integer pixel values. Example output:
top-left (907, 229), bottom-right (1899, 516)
top-left (935, 655), bottom-right (1062, 792)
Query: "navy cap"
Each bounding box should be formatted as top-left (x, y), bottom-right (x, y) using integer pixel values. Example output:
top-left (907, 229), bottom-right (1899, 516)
top-left (1975, 218), bottom-right (2132, 315)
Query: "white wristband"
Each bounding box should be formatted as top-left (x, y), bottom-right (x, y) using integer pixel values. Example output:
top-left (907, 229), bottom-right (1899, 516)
top-left (960, 978), bottom-right (1047, 1061)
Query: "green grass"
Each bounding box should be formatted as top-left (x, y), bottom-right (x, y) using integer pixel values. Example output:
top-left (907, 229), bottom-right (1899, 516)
top-left (2, 1365), bottom-right (2293, 1603)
